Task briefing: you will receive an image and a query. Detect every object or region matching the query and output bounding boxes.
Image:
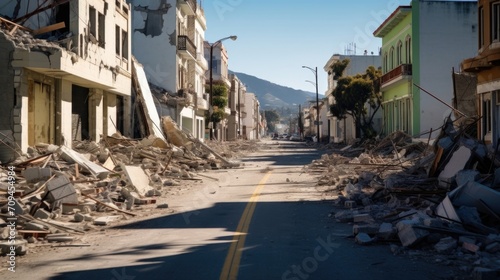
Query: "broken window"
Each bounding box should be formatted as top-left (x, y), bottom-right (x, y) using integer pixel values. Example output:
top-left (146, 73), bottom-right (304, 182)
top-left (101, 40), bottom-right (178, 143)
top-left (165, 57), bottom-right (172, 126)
top-left (492, 2), bottom-right (500, 42)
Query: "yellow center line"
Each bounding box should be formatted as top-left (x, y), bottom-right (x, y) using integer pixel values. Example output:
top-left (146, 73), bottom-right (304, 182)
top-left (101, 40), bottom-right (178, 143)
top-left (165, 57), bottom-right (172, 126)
top-left (219, 172), bottom-right (272, 280)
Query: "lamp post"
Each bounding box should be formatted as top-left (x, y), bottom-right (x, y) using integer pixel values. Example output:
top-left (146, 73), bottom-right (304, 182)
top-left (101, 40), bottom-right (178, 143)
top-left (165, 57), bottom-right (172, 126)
top-left (209, 35), bottom-right (237, 140)
top-left (302, 65), bottom-right (320, 142)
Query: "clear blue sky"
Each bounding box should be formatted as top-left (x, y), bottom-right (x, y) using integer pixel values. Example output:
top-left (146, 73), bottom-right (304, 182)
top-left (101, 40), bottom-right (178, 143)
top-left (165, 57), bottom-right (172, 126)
top-left (202, 0), bottom-right (411, 94)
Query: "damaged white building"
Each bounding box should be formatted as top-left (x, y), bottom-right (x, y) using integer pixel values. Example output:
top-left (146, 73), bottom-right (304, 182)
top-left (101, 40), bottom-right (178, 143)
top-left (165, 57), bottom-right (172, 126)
top-left (128, 0), bottom-right (208, 141)
top-left (0, 0), bottom-right (133, 162)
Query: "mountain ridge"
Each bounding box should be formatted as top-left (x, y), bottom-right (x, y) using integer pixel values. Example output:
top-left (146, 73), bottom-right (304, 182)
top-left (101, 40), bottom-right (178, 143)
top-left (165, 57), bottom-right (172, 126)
top-left (230, 71), bottom-right (321, 109)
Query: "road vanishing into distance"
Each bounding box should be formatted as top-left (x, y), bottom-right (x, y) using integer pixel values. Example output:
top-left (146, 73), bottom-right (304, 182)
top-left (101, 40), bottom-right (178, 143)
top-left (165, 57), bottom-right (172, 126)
top-left (2, 139), bottom-right (463, 280)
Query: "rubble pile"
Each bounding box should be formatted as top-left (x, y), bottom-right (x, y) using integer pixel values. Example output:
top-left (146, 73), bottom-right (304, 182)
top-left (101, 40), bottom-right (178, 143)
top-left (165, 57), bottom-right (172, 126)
top-left (0, 121), bottom-right (243, 257)
top-left (308, 124), bottom-right (500, 277)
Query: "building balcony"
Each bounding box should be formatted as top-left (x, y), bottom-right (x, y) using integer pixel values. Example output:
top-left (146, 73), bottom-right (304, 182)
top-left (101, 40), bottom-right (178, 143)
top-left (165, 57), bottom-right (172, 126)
top-left (380, 64), bottom-right (412, 89)
top-left (177, 35), bottom-right (196, 60)
top-left (197, 94), bottom-right (209, 110)
top-left (197, 54), bottom-right (208, 70)
top-left (179, 0), bottom-right (196, 15)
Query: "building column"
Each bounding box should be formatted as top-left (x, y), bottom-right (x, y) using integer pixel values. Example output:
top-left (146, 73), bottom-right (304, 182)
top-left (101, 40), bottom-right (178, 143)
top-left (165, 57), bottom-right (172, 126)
top-left (88, 89), bottom-right (104, 142)
top-left (58, 79), bottom-right (72, 147)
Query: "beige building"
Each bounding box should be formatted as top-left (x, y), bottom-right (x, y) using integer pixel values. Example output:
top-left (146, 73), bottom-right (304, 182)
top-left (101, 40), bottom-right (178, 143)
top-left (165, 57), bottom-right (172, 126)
top-left (0, 0), bottom-right (132, 162)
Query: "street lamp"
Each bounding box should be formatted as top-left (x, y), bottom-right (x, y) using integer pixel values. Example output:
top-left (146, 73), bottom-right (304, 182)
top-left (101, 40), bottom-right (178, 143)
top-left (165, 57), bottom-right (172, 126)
top-left (302, 65), bottom-right (320, 142)
top-left (209, 35), bottom-right (237, 140)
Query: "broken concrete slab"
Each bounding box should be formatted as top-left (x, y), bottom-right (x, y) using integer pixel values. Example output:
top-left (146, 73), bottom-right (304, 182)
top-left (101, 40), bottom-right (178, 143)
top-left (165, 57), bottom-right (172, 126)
top-left (434, 236), bottom-right (457, 253)
top-left (74, 212), bottom-right (93, 222)
top-left (449, 181), bottom-right (500, 217)
top-left (355, 233), bottom-right (374, 245)
top-left (120, 164), bottom-right (153, 197)
top-left (22, 167), bottom-right (52, 183)
top-left (0, 239), bottom-right (28, 256)
top-left (93, 215), bottom-right (121, 226)
top-left (397, 221), bottom-right (429, 247)
top-left (378, 222), bottom-right (396, 240)
top-left (47, 234), bottom-right (75, 243)
top-left (353, 224), bottom-right (380, 235)
top-left (353, 213), bottom-right (373, 223)
top-left (59, 145), bottom-right (110, 179)
top-left (46, 175), bottom-right (78, 204)
top-left (132, 60), bottom-right (167, 141)
top-left (455, 169), bottom-right (480, 187)
top-left (34, 208), bottom-right (51, 220)
top-left (435, 195), bottom-right (461, 223)
top-left (438, 146), bottom-right (472, 187)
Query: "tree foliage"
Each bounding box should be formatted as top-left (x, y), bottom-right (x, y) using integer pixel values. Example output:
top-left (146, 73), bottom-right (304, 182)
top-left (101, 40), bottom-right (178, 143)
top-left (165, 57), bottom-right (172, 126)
top-left (331, 58), bottom-right (350, 80)
top-left (330, 65), bottom-right (382, 139)
top-left (206, 81), bottom-right (229, 124)
top-left (264, 110), bottom-right (280, 132)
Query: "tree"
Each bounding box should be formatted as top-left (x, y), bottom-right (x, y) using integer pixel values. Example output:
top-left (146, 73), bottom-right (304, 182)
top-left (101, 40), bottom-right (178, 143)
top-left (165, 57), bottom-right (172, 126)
top-left (330, 65), bottom-right (382, 139)
top-left (264, 110), bottom-right (280, 132)
top-left (207, 81), bottom-right (229, 124)
top-left (331, 58), bottom-right (350, 80)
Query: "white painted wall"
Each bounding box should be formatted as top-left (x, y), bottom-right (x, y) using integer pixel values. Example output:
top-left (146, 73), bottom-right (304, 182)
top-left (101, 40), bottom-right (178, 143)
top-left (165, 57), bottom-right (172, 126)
top-left (417, 1), bottom-right (477, 136)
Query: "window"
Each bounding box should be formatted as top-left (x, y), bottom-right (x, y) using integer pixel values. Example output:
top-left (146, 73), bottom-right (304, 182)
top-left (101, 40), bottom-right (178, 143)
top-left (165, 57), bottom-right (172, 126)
top-left (384, 52), bottom-right (388, 73)
top-left (493, 2), bottom-right (500, 41)
top-left (89, 6), bottom-right (105, 48)
top-left (389, 47), bottom-right (395, 70)
top-left (405, 36), bottom-right (411, 64)
top-left (89, 6), bottom-right (96, 38)
top-left (115, 25), bottom-right (120, 55)
top-left (122, 30), bottom-right (128, 59)
top-left (397, 41), bottom-right (403, 65)
top-left (98, 12), bottom-right (105, 47)
top-left (479, 6), bottom-right (484, 48)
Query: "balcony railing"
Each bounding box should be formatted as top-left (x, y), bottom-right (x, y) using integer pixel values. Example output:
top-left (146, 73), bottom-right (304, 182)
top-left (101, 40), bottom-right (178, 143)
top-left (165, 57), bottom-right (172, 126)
top-left (381, 64), bottom-right (412, 86)
top-left (179, 0), bottom-right (197, 15)
top-left (177, 35), bottom-right (196, 59)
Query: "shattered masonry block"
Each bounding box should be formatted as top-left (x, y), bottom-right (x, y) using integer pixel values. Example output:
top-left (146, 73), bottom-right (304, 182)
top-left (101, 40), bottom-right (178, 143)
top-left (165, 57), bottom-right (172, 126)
top-left (353, 214), bottom-right (373, 223)
top-left (378, 222), bottom-right (396, 240)
top-left (344, 200), bottom-right (357, 208)
top-left (423, 218), bottom-right (445, 228)
top-left (334, 210), bottom-right (354, 223)
top-left (472, 267), bottom-right (500, 280)
top-left (397, 222), bottom-right (429, 247)
top-left (455, 170), bottom-right (480, 187)
top-left (355, 233), bottom-right (373, 245)
top-left (22, 167), bottom-right (52, 183)
top-left (462, 241), bottom-right (480, 253)
top-left (434, 236), bottom-right (457, 254)
top-left (353, 224), bottom-right (379, 235)
top-left (24, 222), bottom-right (47, 231)
top-left (46, 175), bottom-right (78, 204)
top-left (485, 242), bottom-right (500, 254)
top-left (93, 215), bottom-right (121, 226)
top-left (438, 146), bottom-right (472, 187)
top-left (34, 209), bottom-right (51, 220)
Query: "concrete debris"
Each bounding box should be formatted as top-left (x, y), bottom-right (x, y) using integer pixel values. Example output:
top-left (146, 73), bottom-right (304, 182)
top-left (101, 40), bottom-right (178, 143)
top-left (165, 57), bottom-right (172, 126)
top-left (308, 116), bottom-right (500, 276)
top-left (1, 113), bottom-right (246, 256)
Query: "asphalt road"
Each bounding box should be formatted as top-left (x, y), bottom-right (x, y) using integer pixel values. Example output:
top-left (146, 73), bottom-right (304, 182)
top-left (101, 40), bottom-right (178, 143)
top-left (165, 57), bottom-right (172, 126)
top-left (1, 140), bottom-right (464, 280)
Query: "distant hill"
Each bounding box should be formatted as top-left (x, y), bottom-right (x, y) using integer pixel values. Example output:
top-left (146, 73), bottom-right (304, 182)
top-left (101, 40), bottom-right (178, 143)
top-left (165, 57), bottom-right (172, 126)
top-left (230, 71), bottom-right (321, 110)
